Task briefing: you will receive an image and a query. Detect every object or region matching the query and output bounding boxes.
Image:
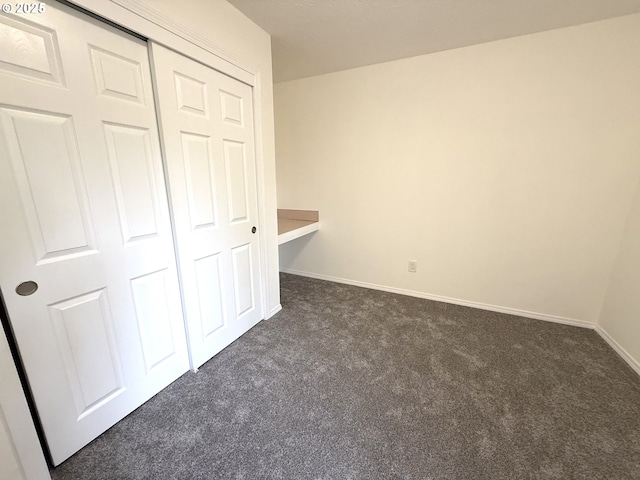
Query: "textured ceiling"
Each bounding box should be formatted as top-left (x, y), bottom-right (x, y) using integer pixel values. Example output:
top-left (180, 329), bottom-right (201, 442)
top-left (226, 0), bottom-right (640, 83)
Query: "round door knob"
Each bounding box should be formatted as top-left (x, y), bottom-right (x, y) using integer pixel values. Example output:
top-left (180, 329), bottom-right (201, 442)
top-left (16, 281), bottom-right (38, 296)
top-left (251, 226), bottom-right (257, 234)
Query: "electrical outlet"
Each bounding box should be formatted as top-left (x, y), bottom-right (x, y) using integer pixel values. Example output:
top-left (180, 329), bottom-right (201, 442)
top-left (408, 260), bottom-right (417, 273)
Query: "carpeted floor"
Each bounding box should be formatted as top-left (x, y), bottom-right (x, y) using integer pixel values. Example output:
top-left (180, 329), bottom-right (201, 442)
top-left (51, 273), bottom-right (640, 479)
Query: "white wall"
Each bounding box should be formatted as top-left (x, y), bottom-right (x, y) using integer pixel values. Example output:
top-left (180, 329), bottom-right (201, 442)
top-left (142, 0), bottom-right (281, 315)
top-left (276, 14), bottom-right (640, 326)
top-left (598, 176), bottom-right (640, 373)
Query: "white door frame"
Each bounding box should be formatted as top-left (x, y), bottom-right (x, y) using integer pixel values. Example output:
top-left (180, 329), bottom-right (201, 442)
top-left (0, 324), bottom-right (50, 480)
top-left (67, 0), bottom-right (274, 326)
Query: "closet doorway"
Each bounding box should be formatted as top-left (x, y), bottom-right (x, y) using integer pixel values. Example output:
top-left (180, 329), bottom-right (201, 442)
top-left (0, 0), bottom-right (264, 466)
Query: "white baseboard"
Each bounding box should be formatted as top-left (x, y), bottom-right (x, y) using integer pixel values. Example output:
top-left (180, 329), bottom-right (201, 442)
top-left (266, 304), bottom-right (282, 319)
top-left (280, 269), bottom-right (640, 378)
top-left (595, 325), bottom-right (640, 377)
top-left (280, 269), bottom-right (594, 328)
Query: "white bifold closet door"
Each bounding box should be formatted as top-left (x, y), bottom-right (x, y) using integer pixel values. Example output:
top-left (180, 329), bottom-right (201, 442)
top-left (0, 4), bottom-right (189, 465)
top-left (150, 43), bottom-right (264, 370)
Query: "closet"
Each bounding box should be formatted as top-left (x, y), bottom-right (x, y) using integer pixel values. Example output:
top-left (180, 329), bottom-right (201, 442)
top-left (0, 1), bottom-right (264, 466)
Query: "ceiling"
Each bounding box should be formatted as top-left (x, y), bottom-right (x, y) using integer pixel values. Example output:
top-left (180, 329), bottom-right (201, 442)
top-left (226, 0), bottom-right (640, 83)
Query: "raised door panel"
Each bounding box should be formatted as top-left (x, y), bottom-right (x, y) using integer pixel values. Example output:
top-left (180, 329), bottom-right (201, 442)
top-left (231, 243), bottom-right (255, 318)
top-left (49, 290), bottom-right (125, 419)
top-left (130, 269), bottom-right (179, 374)
top-left (181, 132), bottom-right (217, 230)
top-left (220, 90), bottom-right (243, 126)
top-left (0, 107), bottom-right (97, 262)
top-left (224, 140), bottom-right (249, 224)
top-left (175, 72), bottom-right (207, 116)
top-left (90, 45), bottom-right (145, 104)
top-left (0, 13), bottom-right (65, 86)
top-left (194, 254), bottom-right (225, 339)
top-left (104, 123), bottom-right (160, 243)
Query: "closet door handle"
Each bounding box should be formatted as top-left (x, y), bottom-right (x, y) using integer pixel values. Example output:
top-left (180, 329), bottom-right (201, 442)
top-left (251, 226), bottom-right (257, 234)
top-left (16, 281), bottom-right (38, 296)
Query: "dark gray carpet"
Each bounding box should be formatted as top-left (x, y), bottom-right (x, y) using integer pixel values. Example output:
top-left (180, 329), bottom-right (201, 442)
top-left (51, 273), bottom-right (640, 479)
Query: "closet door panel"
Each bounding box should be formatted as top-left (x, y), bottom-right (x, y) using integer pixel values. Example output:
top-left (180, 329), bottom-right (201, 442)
top-left (0, 4), bottom-right (189, 465)
top-left (181, 132), bottom-right (217, 229)
top-left (151, 43), bottom-right (263, 370)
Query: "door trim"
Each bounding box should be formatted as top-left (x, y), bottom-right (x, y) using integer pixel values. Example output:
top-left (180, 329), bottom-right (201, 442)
top-left (69, 0), bottom-right (253, 84)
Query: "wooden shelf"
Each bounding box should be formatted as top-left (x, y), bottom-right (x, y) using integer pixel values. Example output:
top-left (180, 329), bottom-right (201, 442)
top-left (277, 209), bottom-right (319, 245)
